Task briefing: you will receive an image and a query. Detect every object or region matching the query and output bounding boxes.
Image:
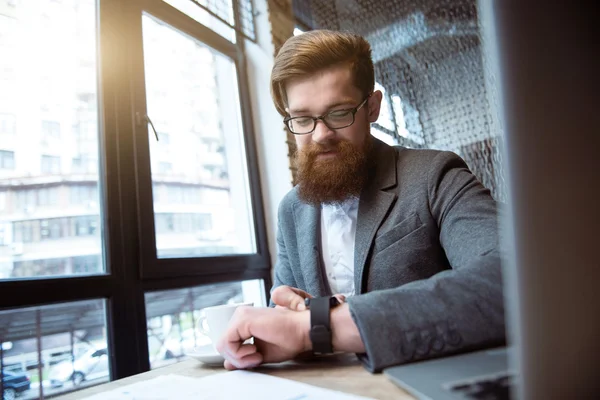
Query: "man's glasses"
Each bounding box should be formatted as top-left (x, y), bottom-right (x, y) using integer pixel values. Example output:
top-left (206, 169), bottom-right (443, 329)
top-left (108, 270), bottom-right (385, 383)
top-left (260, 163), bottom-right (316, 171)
top-left (284, 94), bottom-right (371, 135)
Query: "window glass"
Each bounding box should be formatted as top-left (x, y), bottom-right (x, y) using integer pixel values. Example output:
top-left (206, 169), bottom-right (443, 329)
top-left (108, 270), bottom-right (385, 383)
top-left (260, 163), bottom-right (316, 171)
top-left (0, 300), bottom-right (109, 399)
top-left (143, 14), bottom-right (256, 259)
top-left (0, 0), bottom-right (104, 280)
top-left (144, 279), bottom-right (265, 368)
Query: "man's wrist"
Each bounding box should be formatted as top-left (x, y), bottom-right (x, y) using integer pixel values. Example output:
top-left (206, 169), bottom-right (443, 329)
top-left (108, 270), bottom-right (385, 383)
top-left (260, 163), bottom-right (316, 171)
top-left (330, 303), bottom-right (366, 353)
top-left (294, 302), bottom-right (364, 354)
top-left (294, 310), bottom-right (312, 352)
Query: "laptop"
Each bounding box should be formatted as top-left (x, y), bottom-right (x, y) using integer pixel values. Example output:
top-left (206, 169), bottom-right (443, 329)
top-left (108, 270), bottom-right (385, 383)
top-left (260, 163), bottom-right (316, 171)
top-left (384, 2), bottom-right (600, 399)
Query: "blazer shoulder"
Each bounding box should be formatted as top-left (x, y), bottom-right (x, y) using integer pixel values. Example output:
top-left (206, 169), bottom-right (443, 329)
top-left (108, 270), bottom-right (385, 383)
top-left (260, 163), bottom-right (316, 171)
top-left (277, 187), bottom-right (299, 222)
top-left (393, 146), bottom-right (450, 161)
top-left (394, 147), bottom-right (468, 172)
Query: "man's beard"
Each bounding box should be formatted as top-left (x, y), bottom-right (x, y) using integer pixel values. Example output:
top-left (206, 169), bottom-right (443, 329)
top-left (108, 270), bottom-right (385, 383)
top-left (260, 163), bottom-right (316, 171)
top-left (294, 137), bottom-right (372, 205)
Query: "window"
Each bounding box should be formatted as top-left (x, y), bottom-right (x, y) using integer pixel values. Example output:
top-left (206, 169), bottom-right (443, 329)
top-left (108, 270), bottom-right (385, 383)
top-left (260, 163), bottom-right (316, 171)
top-left (0, 150), bottom-right (15, 169)
top-left (37, 187), bottom-right (59, 206)
top-left (391, 94), bottom-right (410, 139)
top-left (0, 221), bottom-right (8, 245)
top-left (15, 190), bottom-right (34, 210)
top-left (72, 156), bottom-right (84, 172)
top-left (0, 1), bottom-right (268, 398)
top-left (40, 155), bottom-right (61, 175)
top-left (74, 216), bottom-right (99, 237)
top-left (374, 82), bottom-right (395, 132)
top-left (73, 255), bottom-right (102, 274)
top-left (0, 300), bottom-right (109, 398)
top-left (13, 258), bottom-right (66, 277)
top-left (41, 121), bottom-right (61, 138)
top-left (73, 119), bottom-right (98, 141)
top-left (13, 221), bottom-right (34, 243)
top-left (142, 13), bottom-right (257, 259)
top-left (0, 113), bottom-right (16, 134)
top-left (162, 0), bottom-right (236, 43)
top-left (71, 155), bottom-right (97, 174)
top-left (0, 0), bottom-right (105, 282)
top-left (145, 280), bottom-right (265, 368)
top-left (70, 184), bottom-right (98, 205)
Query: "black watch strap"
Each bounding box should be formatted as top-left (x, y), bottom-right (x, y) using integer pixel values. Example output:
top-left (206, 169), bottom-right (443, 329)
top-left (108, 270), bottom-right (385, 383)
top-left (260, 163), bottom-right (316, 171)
top-left (308, 296), bottom-right (338, 354)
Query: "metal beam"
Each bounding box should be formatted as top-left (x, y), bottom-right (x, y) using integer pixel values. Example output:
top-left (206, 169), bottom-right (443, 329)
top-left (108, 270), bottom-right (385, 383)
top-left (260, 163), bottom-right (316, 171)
top-left (1, 335), bottom-right (5, 400)
top-left (35, 309), bottom-right (44, 400)
top-left (367, 12), bottom-right (478, 64)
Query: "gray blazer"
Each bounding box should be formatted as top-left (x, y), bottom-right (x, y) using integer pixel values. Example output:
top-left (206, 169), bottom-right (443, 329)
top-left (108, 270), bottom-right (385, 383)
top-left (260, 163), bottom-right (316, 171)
top-left (271, 138), bottom-right (505, 372)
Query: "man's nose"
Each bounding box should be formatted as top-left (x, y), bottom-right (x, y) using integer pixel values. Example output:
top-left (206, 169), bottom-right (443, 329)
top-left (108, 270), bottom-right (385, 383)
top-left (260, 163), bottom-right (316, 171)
top-left (311, 119), bottom-right (335, 144)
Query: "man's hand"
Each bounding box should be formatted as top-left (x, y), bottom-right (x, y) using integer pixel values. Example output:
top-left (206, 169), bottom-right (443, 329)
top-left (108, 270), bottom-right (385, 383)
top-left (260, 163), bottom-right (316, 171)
top-left (216, 306), bottom-right (311, 370)
top-left (271, 285), bottom-right (346, 311)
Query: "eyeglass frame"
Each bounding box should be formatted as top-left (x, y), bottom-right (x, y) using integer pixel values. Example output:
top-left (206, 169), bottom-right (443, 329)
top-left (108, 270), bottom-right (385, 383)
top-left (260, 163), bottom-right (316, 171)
top-left (283, 94), bottom-right (372, 135)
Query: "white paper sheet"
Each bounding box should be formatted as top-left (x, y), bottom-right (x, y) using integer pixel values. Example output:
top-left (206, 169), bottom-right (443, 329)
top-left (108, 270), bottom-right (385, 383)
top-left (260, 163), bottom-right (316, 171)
top-left (82, 370), bottom-right (374, 400)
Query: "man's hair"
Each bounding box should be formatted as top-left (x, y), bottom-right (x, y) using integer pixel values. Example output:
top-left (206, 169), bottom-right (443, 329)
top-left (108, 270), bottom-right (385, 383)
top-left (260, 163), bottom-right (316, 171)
top-left (270, 30), bottom-right (374, 116)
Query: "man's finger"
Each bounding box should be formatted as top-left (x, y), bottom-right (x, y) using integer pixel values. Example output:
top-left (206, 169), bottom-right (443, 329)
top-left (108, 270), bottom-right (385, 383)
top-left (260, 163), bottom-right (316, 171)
top-left (272, 285), bottom-right (313, 310)
top-left (233, 343), bottom-right (257, 359)
top-left (224, 359), bottom-right (236, 370)
top-left (224, 352), bottom-right (263, 370)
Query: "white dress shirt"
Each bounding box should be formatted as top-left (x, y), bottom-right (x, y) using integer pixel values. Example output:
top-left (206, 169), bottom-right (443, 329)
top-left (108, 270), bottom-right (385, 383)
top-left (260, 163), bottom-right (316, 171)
top-left (320, 198), bottom-right (359, 297)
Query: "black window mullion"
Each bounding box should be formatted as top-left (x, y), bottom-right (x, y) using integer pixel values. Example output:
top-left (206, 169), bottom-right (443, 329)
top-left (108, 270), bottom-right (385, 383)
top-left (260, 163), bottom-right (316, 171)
top-left (148, 254), bottom-right (268, 279)
top-left (0, 276), bottom-right (114, 309)
top-left (141, 268), bottom-right (271, 292)
top-left (126, 0), bottom-right (157, 281)
top-left (99, 0), bottom-right (151, 379)
top-left (232, 0), bottom-right (273, 303)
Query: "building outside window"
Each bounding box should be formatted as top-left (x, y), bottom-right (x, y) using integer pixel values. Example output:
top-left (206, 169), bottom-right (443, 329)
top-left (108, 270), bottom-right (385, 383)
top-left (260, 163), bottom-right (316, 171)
top-left (0, 1), bottom-right (268, 399)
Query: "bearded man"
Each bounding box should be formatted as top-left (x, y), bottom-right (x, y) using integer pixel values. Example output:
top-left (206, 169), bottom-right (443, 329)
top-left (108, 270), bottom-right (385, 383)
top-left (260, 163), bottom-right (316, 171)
top-left (216, 30), bottom-right (505, 373)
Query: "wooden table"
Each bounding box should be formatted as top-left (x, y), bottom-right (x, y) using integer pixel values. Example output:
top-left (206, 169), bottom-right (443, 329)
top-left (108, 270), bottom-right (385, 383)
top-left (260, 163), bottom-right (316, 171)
top-left (56, 354), bottom-right (413, 400)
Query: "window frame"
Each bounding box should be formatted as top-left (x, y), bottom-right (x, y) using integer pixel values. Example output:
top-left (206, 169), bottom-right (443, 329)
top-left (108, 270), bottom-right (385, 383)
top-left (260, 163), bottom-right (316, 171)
top-left (131, 0), bottom-right (271, 280)
top-left (0, 0), bottom-right (271, 384)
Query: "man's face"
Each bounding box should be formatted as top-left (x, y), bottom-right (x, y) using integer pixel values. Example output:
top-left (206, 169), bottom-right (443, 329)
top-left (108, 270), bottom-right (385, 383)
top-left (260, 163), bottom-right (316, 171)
top-left (285, 65), bottom-right (382, 205)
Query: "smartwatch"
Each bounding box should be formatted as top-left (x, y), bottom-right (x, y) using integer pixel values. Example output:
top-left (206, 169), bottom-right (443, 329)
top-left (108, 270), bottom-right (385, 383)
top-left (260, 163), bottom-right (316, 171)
top-left (305, 296), bottom-right (341, 354)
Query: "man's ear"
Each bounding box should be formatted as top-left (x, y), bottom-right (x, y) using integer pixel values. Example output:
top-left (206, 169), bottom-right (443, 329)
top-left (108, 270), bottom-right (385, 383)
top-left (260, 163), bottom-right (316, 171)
top-left (367, 90), bottom-right (383, 123)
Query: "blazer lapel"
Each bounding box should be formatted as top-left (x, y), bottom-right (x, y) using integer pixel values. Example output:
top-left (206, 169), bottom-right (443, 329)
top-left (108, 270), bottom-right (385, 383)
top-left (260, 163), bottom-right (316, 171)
top-left (354, 140), bottom-right (399, 294)
top-left (293, 200), bottom-right (328, 297)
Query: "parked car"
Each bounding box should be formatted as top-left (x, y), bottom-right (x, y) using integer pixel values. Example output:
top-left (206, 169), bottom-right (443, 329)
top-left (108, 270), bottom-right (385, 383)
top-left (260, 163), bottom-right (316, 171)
top-left (1, 370), bottom-right (31, 400)
top-left (48, 347), bottom-right (109, 388)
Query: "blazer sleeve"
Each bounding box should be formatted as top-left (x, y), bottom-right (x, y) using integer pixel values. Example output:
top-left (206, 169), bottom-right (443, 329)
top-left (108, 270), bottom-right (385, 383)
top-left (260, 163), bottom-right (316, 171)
top-left (347, 151), bottom-right (505, 372)
top-left (269, 201), bottom-right (298, 307)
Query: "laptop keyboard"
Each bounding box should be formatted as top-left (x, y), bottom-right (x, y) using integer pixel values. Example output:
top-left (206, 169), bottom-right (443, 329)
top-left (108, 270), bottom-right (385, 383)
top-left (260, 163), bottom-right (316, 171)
top-left (446, 372), bottom-right (513, 399)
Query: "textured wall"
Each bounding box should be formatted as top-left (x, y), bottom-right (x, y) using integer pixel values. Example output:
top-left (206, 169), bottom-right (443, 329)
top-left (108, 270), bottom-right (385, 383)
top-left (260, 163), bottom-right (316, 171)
top-left (266, 0), bottom-right (298, 184)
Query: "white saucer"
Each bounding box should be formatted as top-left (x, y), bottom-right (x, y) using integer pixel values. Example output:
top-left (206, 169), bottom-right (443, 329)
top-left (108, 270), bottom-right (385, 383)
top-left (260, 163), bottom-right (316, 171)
top-left (185, 344), bottom-right (225, 366)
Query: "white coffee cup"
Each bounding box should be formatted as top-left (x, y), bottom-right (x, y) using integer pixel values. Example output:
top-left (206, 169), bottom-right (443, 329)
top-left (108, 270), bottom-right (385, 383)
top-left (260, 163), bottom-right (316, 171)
top-left (197, 302), bottom-right (253, 347)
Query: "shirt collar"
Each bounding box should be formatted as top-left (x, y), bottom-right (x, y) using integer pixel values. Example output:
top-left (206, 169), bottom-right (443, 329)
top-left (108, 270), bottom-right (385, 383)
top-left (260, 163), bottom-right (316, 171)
top-left (322, 197), bottom-right (359, 217)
